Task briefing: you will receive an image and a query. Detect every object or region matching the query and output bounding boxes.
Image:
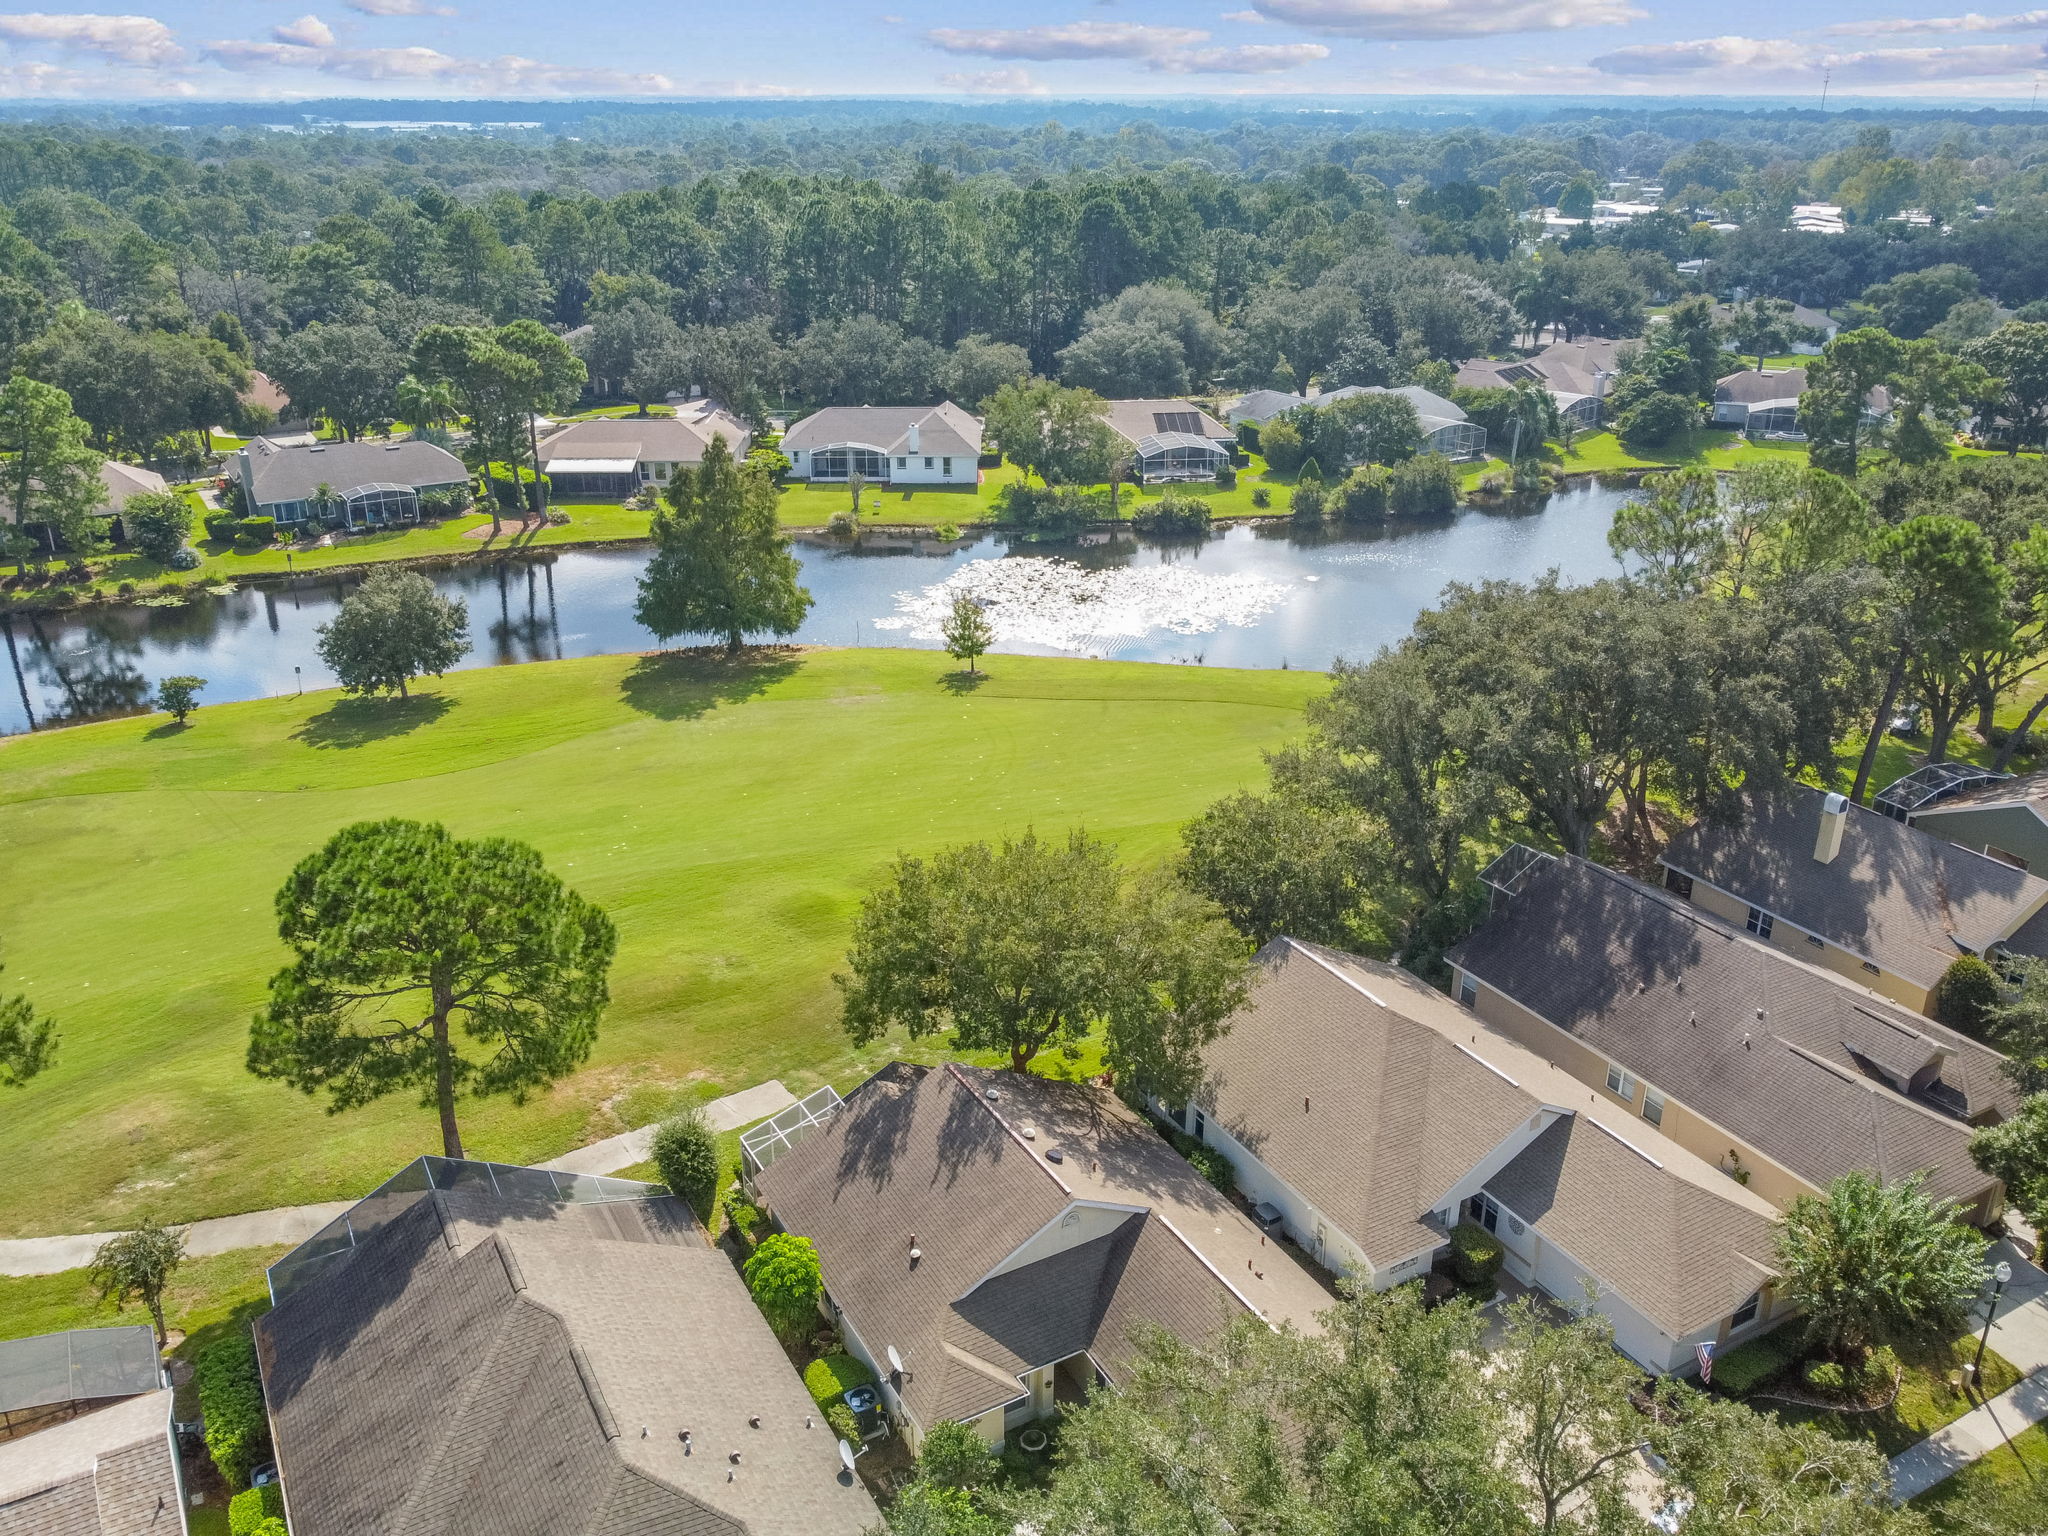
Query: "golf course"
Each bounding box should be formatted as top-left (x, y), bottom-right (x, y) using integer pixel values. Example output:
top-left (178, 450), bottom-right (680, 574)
top-left (0, 647), bottom-right (1321, 1240)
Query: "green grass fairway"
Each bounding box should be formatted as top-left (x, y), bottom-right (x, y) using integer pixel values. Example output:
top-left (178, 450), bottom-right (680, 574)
top-left (0, 648), bottom-right (1320, 1239)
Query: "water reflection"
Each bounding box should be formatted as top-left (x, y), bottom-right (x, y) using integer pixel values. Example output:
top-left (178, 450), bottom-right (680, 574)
top-left (1, 481), bottom-right (1634, 736)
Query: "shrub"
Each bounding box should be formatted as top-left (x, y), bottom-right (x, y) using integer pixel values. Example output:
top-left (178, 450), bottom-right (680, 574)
top-left (235, 516), bottom-right (276, 545)
top-left (249, 1522), bottom-right (288, 1536)
top-left (117, 580), bottom-right (136, 597)
top-left (1213, 462), bottom-right (1238, 489)
top-left (195, 1331), bottom-right (270, 1490)
top-left (202, 511), bottom-right (240, 543)
top-left (744, 1232), bottom-right (823, 1341)
top-left (931, 521), bottom-right (961, 541)
top-left (803, 1352), bottom-right (877, 1410)
top-left (1447, 1221), bottom-right (1504, 1289)
top-left (828, 509), bottom-right (860, 537)
top-left (826, 1402), bottom-right (861, 1444)
top-left (723, 1189), bottom-right (763, 1243)
top-left (1258, 417), bottom-right (1305, 474)
top-left (1334, 465), bottom-right (1390, 521)
top-left (125, 491), bottom-right (194, 563)
top-left (650, 1106), bottom-right (719, 1218)
top-left (1250, 485), bottom-right (1271, 509)
top-left (228, 1484), bottom-right (285, 1536)
top-left (1388, 454), bottom-right (1460, 517)
top-left (1133, 490), bottom-right (1212, 535)
top-left (1933, 955), bottom-right (2001, 1039)
top-left (1289, 481), bottom-right (1327, 522)
top-left (996, 481), bottom-right (1106, 535)
top-left (168, 548), bottom-right (202, 571)
top-left (747, 446), bottom-right (792, 480)
top-left (1803, 1360), bottom-right (1847, 1397)
top-left (418, 487), bottom-right (471, 519)
top-left (1617, 391), bottom-right (1699, 452)
top-left (916, 1418), bottom-right (993, 1489)
top-left (1711, 1326), bottom-right (1800, 1397)
top-left (1168, 1131), bottom-right (1235, 1194)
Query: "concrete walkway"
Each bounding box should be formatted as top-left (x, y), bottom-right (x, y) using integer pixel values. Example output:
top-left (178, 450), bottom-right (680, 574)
top-left (0, 1079), bottom-right (798, 1279)
top-left (1889, 1239), bottom-right (2048, 1500)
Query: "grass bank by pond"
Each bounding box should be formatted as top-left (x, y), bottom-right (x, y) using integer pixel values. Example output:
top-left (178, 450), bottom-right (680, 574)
top-left (0, 647), bottom-right (1319, 1238)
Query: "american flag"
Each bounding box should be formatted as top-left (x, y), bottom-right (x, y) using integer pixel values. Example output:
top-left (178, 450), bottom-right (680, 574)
top-left (1696, 1342), bottom-right (1715, 1385)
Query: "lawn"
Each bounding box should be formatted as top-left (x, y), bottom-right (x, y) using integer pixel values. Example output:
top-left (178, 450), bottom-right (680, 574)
top-left (1552, 429), bottom-right (1811, 475)
top-left (0, 647), bottom-right (1320, 1239)
top-left (1913, 1419), bottom-right (2048, 1530)
top-left (1767, 1333), bottom-right (2023, 1457)
top-left (0, 1245), bottom-right (281, 1349)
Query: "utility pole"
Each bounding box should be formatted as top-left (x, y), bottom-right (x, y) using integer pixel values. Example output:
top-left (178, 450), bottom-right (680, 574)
top-left (1820, 67), bottom-right (1831, 111)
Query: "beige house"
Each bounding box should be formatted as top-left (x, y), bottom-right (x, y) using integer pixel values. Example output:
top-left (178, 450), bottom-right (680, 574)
top-left (1657, 784), bottom-right (2048, 1016)
top-left (0, 1326), bottom-right (184, 1536)
top-left (1447, 849), bottom-right (2015, 1227)
top-left (751, 1062), bottom-right (1329, 1450)
top-left (536, 404), bottom-right (751, 498)
top-left (1184, 939), bottom-right (1785, 1378)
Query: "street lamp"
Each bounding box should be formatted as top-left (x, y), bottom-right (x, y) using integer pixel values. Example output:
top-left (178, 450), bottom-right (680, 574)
top-left (293, 665), bottom-right (302, 698)
top-left (1973, 1260), bottom-right (2016, 1380)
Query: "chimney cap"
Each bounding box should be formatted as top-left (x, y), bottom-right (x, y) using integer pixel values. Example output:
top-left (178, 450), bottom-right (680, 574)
top-left (1823, 791), bottom-right (1848, 815)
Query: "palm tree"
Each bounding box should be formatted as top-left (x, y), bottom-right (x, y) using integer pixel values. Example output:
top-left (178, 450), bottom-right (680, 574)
top-left (395, 375), bottom-right (457, 439)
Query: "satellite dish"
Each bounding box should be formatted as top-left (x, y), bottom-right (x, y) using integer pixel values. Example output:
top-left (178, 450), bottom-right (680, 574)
top-left (886, 1345), bottom-right (906, 1376)
top-left (838, 1439), bottom-right (857, 1473)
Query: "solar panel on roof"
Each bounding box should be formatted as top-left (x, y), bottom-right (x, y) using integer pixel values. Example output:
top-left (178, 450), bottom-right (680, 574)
top-left (1152, 411), bottom-right (1202, 434)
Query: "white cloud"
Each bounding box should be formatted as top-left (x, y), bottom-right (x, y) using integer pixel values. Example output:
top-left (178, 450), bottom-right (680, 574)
top-left (1825, 10), bottom-right (2048, 35)
top-left (342, 0), bottom-right (454, 15)
top-left (1152, 41), bottom-right (1330, 70)
top-left (1590, 33), bottom-right (2048, 84)
top-left (938, 66), bottom-right (1049, 92)
top-left (202, 36), bottom-right (675, 92)
top-left (925, 21), bottom-right (1208, 59)
top-left (1591, 35), bottom-right (1813, 74)
top-left (1242, 0), bottom-right (1642, 40)
top-left (272, 13), bottom-right (333, 47)
top-left (1220, 8), bottom-right (1268, 19)
top-left (0, 12), bottom-right (182, 64)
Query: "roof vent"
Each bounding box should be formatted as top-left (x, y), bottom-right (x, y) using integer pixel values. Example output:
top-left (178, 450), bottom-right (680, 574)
top-left (1020, 1125), bottom-right (1036, 1140)
top-left (984, 1088), bottom-right (999, 1102)
top-left (749, 1415), bottom-right (761, 1429)
top-left (909, 1246), bottom-right (922, 1264)
top-left (1756, 1008), bottom-right (1766, 1021)
top-left (1045, 1147), bottom-right (1064, 1164)
top-left (729, 1451), bottom-right (742, 1465)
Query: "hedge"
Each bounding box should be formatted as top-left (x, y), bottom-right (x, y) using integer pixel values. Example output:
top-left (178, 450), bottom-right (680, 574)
top-left (1447, 1221), bottom-right (1504, 1288)
top-left (202, 511), bottom-right (241, 542)
top-left (228, 1484), bottom-right (285, 1535)
top-left (1711, 1325), bottom-right (1800, 1397)
top-left (803, 1352), bottom-right (876, 1410)
top-left (196, 1331), bottom-right (271, 1490)
top-left (235, 516), bottom-right (276, 545)
top-left (1168, 1130), bottom-right (1236, 1195)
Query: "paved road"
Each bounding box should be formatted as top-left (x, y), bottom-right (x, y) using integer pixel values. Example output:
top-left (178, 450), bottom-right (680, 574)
top-left (0, 1079), bottom-right (798, 1278)
top-left (1889, 1238), bottom-right (2048, 1500)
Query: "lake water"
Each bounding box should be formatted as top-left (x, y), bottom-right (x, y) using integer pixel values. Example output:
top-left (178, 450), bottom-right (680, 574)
top-left (0, 481), bottom-right (1634, 736)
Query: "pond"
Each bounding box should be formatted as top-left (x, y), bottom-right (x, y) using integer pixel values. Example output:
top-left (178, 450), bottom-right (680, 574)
top-left (0, 481), bottom-right (1635, 736)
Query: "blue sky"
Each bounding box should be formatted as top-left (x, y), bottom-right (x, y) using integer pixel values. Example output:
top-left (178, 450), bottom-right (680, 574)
top-left (2, 1), bottom-right (2047, 100)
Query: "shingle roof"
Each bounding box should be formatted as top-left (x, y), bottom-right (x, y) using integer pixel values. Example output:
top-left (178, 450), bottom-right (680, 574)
top-left (538, 413), bottom-right (749, 468)
top-left (0, 1387), bottom-right (181, 1536)
top-left (1715, 368), bottom-right (1809, 405)
top-left (242, 438), bottom-right (469, 507)
top-left (1447, 854), bottom-right (2015, 1206)
top-left (1912, 767), bottom-right (2048, 815)
top-left (779, 403), bottom-right (981, 459)
top-left (753, 1063), bottom-right (1325, 1428)
top-left (1221, 389), bottom-right (1303, 424)
top-left (1659, 785), bottom-right (2048, 988)
top-left (256, 1179), bottom-right (876, 1536)
top-left (1100, 399), bottom-right (1230, 447)
top-left (1456, 339), bottom-right (1626, 400)
top-left (1485, 1118), bottom-right (1777, 1340)
top-left (1199, 940), bottom-right (1783, 1338)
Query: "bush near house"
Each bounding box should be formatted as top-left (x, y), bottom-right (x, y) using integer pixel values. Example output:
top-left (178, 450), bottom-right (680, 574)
top-left (235, 517), bottom-right (276, 546)
top-left (1388, 454), bottom-right (1460, 517)
top-left (195, 1330), bottom-right (271, 1490)
top-left (649, 1107), bottom-right (719, 1221)
top-left (1168, 1130), bottom-right (1236, 1194)
top-left (803, 1352), bottom-right (877, 1411)
top-left (1447, 1221), bottom-right (1504, 1288)
top-left (1132, 490), bottom-right (1212, 534)
top-left (1932, 955), bottom-right (2001, 1040)
top-left (202, 511), bottom-right (241, 543)
top-left (723, 1190), bottom-right (764, 1246)
top-left (227, 1484), bottom-right (285, 1536)
top-left (1711, 1324), bottom-right (1802, 1397)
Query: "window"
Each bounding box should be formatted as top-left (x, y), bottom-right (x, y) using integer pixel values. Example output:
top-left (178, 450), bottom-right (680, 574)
top-left (1467, 1191), bottom-right (1501, 1234)
top-left (1643, 1088), bottom-right (1666, 1126)
top-left (896, 456), bottom-right (906, 468)
top-left (1862, 960), bottom-right (1880, 975)
top-left (1663, 868), bottom-right (1693, 899)
top-left (1458, 974), bottom-right (1478, 1008)
top-left (1805, 934), bottom-right (1824, 950)
top-left (1746, 907), bottom-right (1773, 940)
top-left (1988, 845), bottom-right (2031, 871)
top-left (1731, 1290), bottom-right (1760, 1328)
top-left (924, 456), bottom-right (933, 469)
top-left (942, 457), bottom-right (952, 474)
top-left (1606, 1064), bottom-right (1640, 1102)
top-left (1191, 1107), bottom-right (1207, 1141)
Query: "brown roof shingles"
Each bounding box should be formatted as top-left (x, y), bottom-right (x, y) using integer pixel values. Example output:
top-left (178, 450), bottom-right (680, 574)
top-left (1660, 785), bottom-right (2048, 988)
top-left (1448, 854), bottom-right (2013, 1207)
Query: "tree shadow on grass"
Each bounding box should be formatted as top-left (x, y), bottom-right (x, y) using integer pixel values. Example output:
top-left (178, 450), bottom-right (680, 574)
top-left (291, 692), bottom-right (454, 749)
top-left (144, 719), bottom-right (192, 741)
top-left (937, 669), bottom-right (989, 695)
top-left (619, 646), bottom-right (804, 722)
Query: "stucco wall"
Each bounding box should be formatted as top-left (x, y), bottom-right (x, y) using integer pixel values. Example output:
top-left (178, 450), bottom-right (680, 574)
top-left (1185, 1107), bottom-right (1378, 1284)
top-left (1674, 874), bottom-right (1933, 1015)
